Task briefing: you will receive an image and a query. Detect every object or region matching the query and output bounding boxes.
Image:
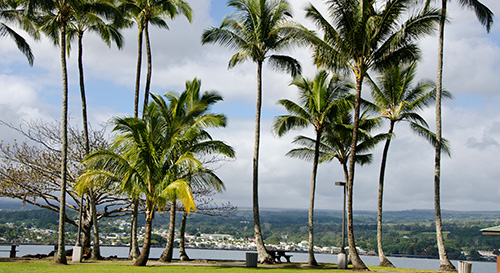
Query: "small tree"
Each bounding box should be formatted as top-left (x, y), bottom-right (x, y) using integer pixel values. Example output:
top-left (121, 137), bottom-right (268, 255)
top-left (0, 121), bottom-right (130, 255)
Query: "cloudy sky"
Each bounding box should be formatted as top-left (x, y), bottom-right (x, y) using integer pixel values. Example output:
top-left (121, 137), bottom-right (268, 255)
top-left (1, 0), bottom-right (500, 213)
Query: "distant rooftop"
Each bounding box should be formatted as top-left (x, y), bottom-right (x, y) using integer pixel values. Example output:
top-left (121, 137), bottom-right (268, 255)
top-left (481, 225), bottom-right (500, 235)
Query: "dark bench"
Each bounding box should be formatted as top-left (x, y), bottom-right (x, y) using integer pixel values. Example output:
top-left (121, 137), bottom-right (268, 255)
top-left (0, 245), bottom-right (18, 258)
top-left (267, 250), bottom-right (292, 263)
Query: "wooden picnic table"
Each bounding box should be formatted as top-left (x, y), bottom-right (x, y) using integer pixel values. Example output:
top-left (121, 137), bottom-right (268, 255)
top-left (267, 250), bottom-right (292, 263)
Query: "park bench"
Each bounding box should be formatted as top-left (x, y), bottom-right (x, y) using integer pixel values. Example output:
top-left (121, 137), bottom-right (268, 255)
top-left (0, 245), bottom-right (18, 258)
top-left (267, 250), bottom-right (292, 263)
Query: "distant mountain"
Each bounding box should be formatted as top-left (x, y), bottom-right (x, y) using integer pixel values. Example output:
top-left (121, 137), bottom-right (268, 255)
top-left (0, 198), bottom-right (37, 211)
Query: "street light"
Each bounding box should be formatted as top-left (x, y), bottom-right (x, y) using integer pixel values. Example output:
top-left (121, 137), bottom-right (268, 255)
top-left (72, 195), bottom-right (84, 263)
top-left (335, 181), bottom-right (347, 269)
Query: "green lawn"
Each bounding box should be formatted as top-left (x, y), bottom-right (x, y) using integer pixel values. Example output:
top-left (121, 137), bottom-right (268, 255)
top-left (0, 260), bottom-right (440, 273)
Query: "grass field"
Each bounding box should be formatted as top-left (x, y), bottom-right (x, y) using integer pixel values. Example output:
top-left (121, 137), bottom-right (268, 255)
top-left (0, 259), bottom-right (440, 273)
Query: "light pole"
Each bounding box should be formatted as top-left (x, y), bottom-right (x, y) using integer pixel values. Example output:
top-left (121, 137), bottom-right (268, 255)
top-left (72, 195), bottom-right (84, 263)
top-left (335, 181), bottom-right (347, 269)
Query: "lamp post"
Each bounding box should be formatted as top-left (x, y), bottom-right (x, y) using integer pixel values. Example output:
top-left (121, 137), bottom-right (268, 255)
top-left (335, 181), bottom-right (347, 269)
top-left (72, 195), bottom-right (84, 263)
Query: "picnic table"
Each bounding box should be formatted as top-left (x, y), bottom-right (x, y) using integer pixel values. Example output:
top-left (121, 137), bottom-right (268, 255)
top-left (267, 250), bottom-right (292, 263)
top-left (0, 245), bottom-right (18, 258)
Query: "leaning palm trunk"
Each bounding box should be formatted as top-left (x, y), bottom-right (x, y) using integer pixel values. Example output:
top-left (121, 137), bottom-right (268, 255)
top-left (253, 61), bottom-right (272, 264)
top-left (159, 201), bottom-right (177, 262)
top-left (434, 1), bottom-right (455, 270)
top-left (179, 211), bottom-right (189, 261)
top-left (377, 121), bottom-right (395, 267)
top-left (346, 76), bottom-right (367, 270)
top-left (307, 130), bottom-right (321, 266)
top-left (134, 201), bottom-right (155, 266)
top-left (143, 22), bottom-right (152, 113)
top-left (55, 21), bottom-right (69, 265)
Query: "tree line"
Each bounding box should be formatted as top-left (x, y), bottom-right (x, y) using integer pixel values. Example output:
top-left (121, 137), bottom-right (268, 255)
top-left (0, 0), bottom-right (494, 270)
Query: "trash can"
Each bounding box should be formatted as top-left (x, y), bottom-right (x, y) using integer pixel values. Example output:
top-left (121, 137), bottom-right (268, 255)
top-left (246, 252), bottom-right (258, 267)
top-left (337, 252), bottom-right (348, 269)
top-left (458, 261), bottom-right (472, 273)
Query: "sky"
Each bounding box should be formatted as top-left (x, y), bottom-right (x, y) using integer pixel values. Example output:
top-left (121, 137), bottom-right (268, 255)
top-left (1, 0), bottom-right (500, 213)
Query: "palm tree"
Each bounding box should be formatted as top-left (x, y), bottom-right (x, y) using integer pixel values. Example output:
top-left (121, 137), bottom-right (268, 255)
top-left (294, 0), bottom-right (440, 268)
top-left (0, 0), bottom-right (35, 65)
top-left (19, 0), bottom-right (79, 263)
top-left (66, 0), bottom-right (123, 259)
top-left (368, 61), bottom-right (450, 267)
top-left (78, 89), bottom-right (233, 266)
top-left (425, 0), bottom-right (493, 269)
top-left (78, 116), bottom-right (197, 266)
top-left (117, 0), bottom-right (192, 258)
top-left (120, 0), bottom-right (192, 118)
top-left (273, 70), bottom-right (352, 266)
top-left (158, 78), bottom-right (235, 262)
top-left (201, 0), bottom-right (301, 263)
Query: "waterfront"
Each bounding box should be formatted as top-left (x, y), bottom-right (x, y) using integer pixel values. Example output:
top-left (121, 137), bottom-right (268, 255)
top-left (0, 245), bottom-right (495, 272)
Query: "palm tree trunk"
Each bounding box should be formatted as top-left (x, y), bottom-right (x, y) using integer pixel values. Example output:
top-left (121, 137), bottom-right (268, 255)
top-left (134, 26), bottom-right (143, 119)
top-left (134, 200), bottom-right (155, 266)
top-left (77, 33), bottom-right (90, 155)
top-left (81, 218), bottom-right (92, 256)
top-left (129, 199), bottom-right (140, 260)
top-left (434, 1), bottom-right (455, 271)
top-left (253, 61), bottom-right (272, 264)
top-left (159, 201), bottom-right (176, 262)
top-left (131, 24), bottom-right (143, 259)
top-left (179, 211), bottom-right (189, 261)
top-left (77, 31), bottom-right (89, 252)
top-left (90, 192), bottom-right (101, 260)
top-left (346, 74), bottom-right (367, 270)
top-left (143, 21), bottom-right (152, 115)
top-left (307, 130), bottom-right (321, 266)
top-left (55, 21), bottom-right (68, 265)
top-left (377, 121), bottom-right (395, 267)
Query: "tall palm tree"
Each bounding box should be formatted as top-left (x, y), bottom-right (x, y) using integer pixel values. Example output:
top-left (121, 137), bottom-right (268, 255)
top-left (19, 0), bottom-right (81, 263)
top-left (201, 0), bottom-right (301, 263)
top-left (273, 70), bottom-right (352, 266)
top-left (368, 61), bottom-right (450, 267)
top-left (293, 0), bottom-right (440, 268)
top-left (66, 0), bottom-right (123, 259)
top-left (0, 0), bottom-right (35, 65)
top-left (425, 0), bottom-right (493, 269)
top-left (120, 0), bottom-right (192, 117)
